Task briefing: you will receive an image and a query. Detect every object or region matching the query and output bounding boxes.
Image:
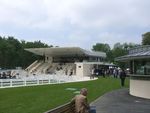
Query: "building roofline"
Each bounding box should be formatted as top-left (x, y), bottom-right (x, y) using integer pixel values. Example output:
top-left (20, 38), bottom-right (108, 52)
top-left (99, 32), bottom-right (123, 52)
top-left (25, 47), bottom-right (106, 58)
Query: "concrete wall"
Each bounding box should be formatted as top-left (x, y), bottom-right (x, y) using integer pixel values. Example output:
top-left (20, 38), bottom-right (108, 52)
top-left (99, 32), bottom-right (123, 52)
top-left (76, 63), bottom-right (92, 77)
top-left (130, 79), bottom-right (150, 99)
top-left (82, 64), bottom-right (92, 77)
top-left (76, 63), bottom-right (84, 77)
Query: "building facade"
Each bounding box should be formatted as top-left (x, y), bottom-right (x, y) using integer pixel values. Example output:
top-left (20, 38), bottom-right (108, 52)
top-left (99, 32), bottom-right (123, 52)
top-left (116, 45), bottom-right (150, 99)
top-left (25, 47), bottom-right (112, 77)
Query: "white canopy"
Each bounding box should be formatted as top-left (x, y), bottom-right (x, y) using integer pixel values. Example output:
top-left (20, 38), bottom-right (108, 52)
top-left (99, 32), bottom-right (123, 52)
top-left (25, 47), bottom-right (106, 58)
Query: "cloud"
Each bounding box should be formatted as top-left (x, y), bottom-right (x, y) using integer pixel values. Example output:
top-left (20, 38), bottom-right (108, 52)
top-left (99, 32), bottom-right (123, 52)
top-left (0, 0), bottom-right (150, 49)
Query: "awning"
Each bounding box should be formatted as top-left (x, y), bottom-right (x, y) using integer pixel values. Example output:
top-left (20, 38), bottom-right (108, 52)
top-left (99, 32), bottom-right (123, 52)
top-left (75, 62), bottom-right (115, 66)
top-left (25, 47), bottom-right (106, 58)
top-left (115, 50), bottom-right (150, 62)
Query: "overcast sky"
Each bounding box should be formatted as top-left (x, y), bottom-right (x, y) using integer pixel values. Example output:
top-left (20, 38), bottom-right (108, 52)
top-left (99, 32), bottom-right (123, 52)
top-left (0, 0), bottom-right (150, 49)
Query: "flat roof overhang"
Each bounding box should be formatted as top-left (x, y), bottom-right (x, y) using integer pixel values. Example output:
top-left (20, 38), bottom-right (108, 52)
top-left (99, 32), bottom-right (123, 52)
top-left (75, 62), bottom-right (115, 66)
top-left (25, 47), bottom-right (106, 58)
top-left (115, 55), bottom-right (150, 62)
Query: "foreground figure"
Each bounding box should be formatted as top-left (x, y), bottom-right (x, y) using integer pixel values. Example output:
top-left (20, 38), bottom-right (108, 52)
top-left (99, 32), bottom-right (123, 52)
top-left (72, 88), bottom-right (90, 113)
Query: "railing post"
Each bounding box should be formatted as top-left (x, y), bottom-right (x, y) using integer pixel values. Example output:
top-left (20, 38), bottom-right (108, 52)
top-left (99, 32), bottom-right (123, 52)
top-left (49, 78), bottom-right (50, 84)
top-left (37, 79), bottom-right (39, 85)
top-left (10, 79), bottom-right (12, 87)
top-left (0, 79), bottom-right (2, 88)
top-left (24, 79), bottom-right (26, 86)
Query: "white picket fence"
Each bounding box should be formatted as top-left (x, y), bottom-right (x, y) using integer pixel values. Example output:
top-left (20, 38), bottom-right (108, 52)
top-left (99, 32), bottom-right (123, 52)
top-left (0, 75), bottom-right (75, 88)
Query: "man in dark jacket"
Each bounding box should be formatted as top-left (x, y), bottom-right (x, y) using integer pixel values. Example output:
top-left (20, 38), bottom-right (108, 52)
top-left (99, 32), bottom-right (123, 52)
top-left (119, 69), bottom-right (126, 87)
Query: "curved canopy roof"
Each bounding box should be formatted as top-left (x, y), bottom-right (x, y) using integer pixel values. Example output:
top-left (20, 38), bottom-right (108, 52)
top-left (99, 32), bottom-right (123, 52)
top-left (116, 51), bottom-right (150, 61)
top-left (115, 45), bottom-right (150, 61)
top-left (25, 47), bottom-right (106, 58)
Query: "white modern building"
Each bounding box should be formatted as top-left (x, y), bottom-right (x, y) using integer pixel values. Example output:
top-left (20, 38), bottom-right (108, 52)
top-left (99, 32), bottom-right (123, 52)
top-left (25, 47), bottom-right (111, 77)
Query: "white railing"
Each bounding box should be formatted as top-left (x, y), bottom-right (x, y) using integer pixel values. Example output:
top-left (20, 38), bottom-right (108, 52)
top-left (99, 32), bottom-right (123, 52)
top-left (0, 75), bottom-right (75, 88)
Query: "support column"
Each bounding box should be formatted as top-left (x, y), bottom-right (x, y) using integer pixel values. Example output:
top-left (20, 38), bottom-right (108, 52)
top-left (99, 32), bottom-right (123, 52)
top-left (132, 60), bottom-right (135, 74)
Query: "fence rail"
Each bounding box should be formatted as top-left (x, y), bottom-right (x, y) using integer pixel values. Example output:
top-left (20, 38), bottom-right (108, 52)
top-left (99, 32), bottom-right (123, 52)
top-left (0, 75), bottom-right (88, 88)
top-left (44, 102), bottom-right (75, 113)
top-left (0, 76), bottom-right (74, 88)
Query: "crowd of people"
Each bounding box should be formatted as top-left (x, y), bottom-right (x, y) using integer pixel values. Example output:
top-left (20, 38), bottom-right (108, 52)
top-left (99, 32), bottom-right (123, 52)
top-left (0, 71), bottom-right (18, 79)
top-left (91, 67), bottom-right (127, 78)
top-left (90, 67), bottom-right (127, 88)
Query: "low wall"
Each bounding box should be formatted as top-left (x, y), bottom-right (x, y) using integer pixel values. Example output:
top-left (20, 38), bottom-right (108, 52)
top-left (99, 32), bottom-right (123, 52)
top-left (130, 75), bottom-right (150, 99)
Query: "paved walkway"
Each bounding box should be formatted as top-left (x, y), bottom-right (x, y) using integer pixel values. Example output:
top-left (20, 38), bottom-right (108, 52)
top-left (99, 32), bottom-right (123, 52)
top-left (91, 88), bottom-right (150, 113)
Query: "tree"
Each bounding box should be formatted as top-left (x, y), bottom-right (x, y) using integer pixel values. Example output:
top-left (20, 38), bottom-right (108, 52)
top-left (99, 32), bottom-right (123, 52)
top-left (142, 32), bottom-right (150, 45)
top-left (92, 43), bottom-right (110, 52)
top-left (0, 36), bottom-right (52, 69)
top-left (20, 40), bottom-right (49, 68)
top-left (112, 42), bottom-right (139, 68)
top-left (92, 43), bottom-right (111, 61)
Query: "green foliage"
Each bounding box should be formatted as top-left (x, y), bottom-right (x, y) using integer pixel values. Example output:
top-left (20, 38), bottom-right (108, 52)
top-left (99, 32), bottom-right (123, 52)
top-left (0, 78), bottom-right (129, 113)
top-left (111, 42), bottom-right (138, 68)
top-left (92, 43), bottom-right (111, 61)
top-left (21, 40), bottom-right (50, 48)
top-left (112, 43), bottom-right (128, 58)
top-left (92, 42), bottom-right (138, 68)
top-left (0, 36), bottom-right (50, 69)
top-left (92, 43), bottom-right (111, 53)
top-left (142, 32), bottom-right (150, 45)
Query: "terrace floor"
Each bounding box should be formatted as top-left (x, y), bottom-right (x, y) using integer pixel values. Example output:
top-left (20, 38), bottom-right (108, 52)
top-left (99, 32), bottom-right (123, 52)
top-left (91, 88), bottom-right (150, 113)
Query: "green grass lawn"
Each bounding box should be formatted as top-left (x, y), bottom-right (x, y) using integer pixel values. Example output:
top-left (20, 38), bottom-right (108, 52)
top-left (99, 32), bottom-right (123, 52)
top-left (0, 77), bottom-right (129, 113)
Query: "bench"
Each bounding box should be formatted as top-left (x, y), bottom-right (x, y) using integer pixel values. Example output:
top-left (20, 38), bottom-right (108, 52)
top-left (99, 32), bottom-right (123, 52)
top-left (44, 102), bottom-right (75, 113)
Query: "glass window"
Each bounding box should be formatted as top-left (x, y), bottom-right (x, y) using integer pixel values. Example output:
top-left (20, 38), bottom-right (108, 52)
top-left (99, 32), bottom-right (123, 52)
top-left (145, 62), bottom-right (150, 75)
top-left (134, 60), bottom-right (150, 75)
top-left (136, 65), bottom-right (144, 75)
top-left (135, 60), bottom-right (145, 75)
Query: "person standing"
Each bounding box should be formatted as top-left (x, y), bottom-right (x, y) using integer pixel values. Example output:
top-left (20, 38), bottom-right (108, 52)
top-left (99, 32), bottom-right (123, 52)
top-left (113, 69), bottom-right (117, 78)
top-left (71, 88), bottom-right (90, 113)
top-left (90, 68), bottom-right (95, 79)
top-left (119, 69), bottom-right (126, 87)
